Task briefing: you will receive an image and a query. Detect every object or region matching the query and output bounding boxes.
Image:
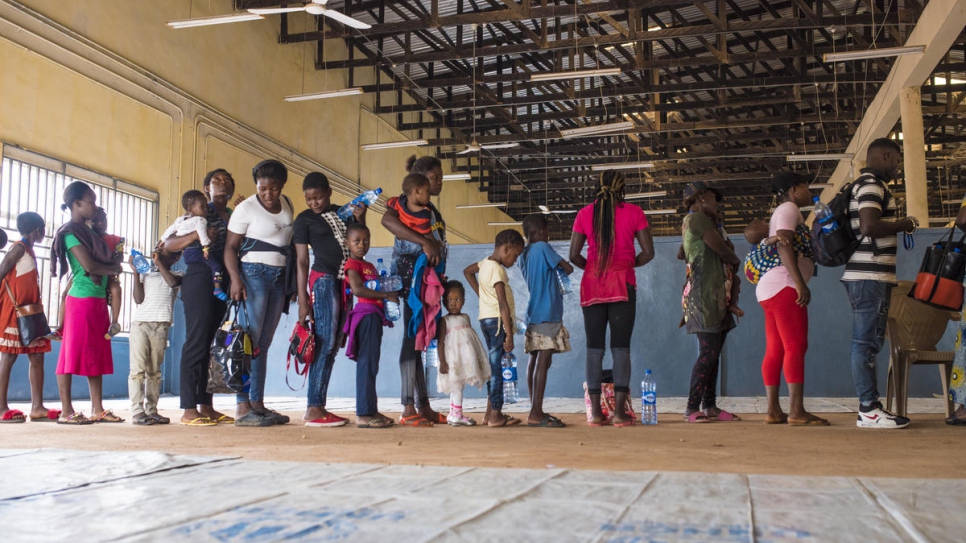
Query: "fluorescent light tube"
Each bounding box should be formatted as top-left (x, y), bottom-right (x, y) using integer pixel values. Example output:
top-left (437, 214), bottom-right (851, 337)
top-left (929, 217), bottom-right (954, 223)
top-left (455, 203), bottom-right (506, 209)
top-left (786, 153), bottom-right (854, 162)
top-left (488, 221), bottom-right (523, 226)
top-left (361, 139), bottom-right (429, 151)
top-left (285, 88), bottom-right (363, 102)
top-left (481, 143), bottom-right (520, 150)
top-left (538, 205), bottom-right (551, 213)
top-left (809, 183), bottom-right (833, 189)
top-left (168, 13), bottom-right (264, 29)
top-left (530, 68), bottom-right (622, 82)
top-left (624, 191), bottom-right (667, 200)
top-left (559, 121), bottom-right (635, 138)
top-left (942, 199), bottom-right (963, 205)
top-left (443, 173), bottom-right (472, 181)
top-left (591, 162), bottom-right (654, 171)
top-left (824, 45), bottom-right (925, 62)
top-left (644, 209), bottom-right (678, 215)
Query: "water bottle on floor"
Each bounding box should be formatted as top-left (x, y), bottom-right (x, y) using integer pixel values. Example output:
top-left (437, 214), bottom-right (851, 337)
top-left (130, 249), bottom-right (152, 274)
top-left (337, 188), bottom-right (383, 221)
top-left (501, 352), bottom-right (518, 404)
top-left (556, 267), bottom-right (573, 295)
top-left (641, 369), bottom-right (657, 425)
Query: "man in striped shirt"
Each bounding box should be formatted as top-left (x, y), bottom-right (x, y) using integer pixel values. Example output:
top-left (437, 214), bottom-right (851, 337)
top-left (843, 138), bottom-right (919, 429)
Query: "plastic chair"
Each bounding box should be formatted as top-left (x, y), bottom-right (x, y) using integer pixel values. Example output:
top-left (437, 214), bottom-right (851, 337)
top-left (885, 281), bottom-right (959, 418)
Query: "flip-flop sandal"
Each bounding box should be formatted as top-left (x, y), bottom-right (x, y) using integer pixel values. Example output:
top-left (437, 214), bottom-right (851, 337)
top-left (90, 410), bottom-right (125, 423)
top-left (357, 418), bottom-right (394, 429)
top-left (0, 409), bottom-right (26, 423)
top-left (180, 416), bottom-right (217, 427)
top-left (398, 414), bottom-right (433, 427)
top-left (788, 415), bottom-right (830, 426)
top-left (57, 412), bottom-right (93, 425)
top-left (132, 413), bottom-right (157, 426)
top-left (505, 416), bottom-right (523, 426)
top-left (763, 414), bottom-right (789, 425)
top-left (708, 409), bottom-right (741, 421)
top-left (613, 418), bottom-right (635, 428)
top-left (528, 414), bottom-right (566, 428)
top-left (30, 409), bottom-right (61, 422)
top-left (147, 413), bottom-right (171, 425)
top-left (685, 412), bottom-right (711, 423)
top-left (946, 413), bottom-right (966, 426)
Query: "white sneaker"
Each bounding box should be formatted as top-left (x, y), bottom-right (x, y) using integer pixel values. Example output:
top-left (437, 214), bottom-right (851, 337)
top-left (447, 413), bottom-right (476, 426)
top-left (856, 402), bottom-right (910, 429)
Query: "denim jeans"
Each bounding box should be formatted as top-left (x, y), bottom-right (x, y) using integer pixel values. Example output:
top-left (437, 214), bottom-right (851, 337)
top-left (355, 312), bottom-right (382, 417)
top-left (237, 262), bottom-right (286, 404)
top-left (480, 318), bottom-right (507, 411)
top-left (307, 275), bottom-right (341, 408)
top-left (844, 280), bottom-right (894, 406)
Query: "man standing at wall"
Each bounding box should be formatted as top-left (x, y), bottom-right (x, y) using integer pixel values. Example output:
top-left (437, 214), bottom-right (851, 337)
top-left (842, 138), bottom-right (919, 429)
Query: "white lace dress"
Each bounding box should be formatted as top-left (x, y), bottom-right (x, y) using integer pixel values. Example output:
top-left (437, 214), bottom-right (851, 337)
top-left (436, 313), bottom-right (491, 394)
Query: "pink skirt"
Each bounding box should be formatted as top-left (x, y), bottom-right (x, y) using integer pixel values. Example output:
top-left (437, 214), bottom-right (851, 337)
top-left (57, 295), bottom-right (113, 377)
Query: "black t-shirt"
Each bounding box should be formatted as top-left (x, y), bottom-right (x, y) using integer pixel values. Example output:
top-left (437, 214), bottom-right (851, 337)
top-left (292, 206), bottom-right (349, 276)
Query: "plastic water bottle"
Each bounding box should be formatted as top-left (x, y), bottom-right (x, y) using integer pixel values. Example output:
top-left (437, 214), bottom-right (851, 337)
top-left (556, 267), bottom-right (573, 295)
top-left (385, 274), bottom-right (403, 292)
top-left (337, 188), bottom-right (383, 221)
top-left (130, 249), bottom-right (152, 274)
top-left (364, 279), bottom-right (380, 290)
top-left (641, 369), bottom-right (657, 425)
top-left (422, 339), bottom-right (439, 368)
top-left (501, 352), bottom-right (518, 404)
top-left (812, 197), bottom-right (838, 234)
top-left (513, 317), bottom-right (527, 335)
top-left (385, 299), bottom-right (401, 321)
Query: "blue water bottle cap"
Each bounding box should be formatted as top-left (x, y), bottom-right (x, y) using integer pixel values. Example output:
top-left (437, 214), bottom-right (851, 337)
top-left (812, 196), bottom-right (820, 203)
top-left (645, 369), bottom-right (652, 375)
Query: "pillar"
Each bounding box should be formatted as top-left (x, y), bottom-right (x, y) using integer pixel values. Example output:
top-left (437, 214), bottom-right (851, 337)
top-left (900, 86), bottom-right (928, 222)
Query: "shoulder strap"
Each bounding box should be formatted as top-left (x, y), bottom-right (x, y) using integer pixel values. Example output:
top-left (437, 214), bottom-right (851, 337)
top-left (3, 279), bottom-right (18, 308)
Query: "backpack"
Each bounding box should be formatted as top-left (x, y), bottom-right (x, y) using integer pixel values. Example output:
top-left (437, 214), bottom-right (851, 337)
top-left (811, 174), bottom-right (887, 267)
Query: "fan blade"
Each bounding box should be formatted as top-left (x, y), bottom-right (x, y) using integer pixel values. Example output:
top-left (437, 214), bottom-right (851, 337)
top-left (456, 147), bottom-right (474, 155)
top-left (319, 7), bottom-right (372, 29)
top-left (480, 143), bottom-right (519, 150)
top-left (249, 6), bottom-right (306, 14)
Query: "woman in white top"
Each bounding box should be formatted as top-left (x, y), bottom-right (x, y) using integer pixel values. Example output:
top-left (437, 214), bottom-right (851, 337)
top-left (224, 159), bottom-right (295, 427)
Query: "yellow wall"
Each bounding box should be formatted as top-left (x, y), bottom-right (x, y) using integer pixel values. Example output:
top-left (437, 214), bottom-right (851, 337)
top-left (0, 0), bottom-right (513, 247)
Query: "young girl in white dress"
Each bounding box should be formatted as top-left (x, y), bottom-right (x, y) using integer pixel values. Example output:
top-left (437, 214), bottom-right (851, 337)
top-left (437, 280), bottom-right (491, 426)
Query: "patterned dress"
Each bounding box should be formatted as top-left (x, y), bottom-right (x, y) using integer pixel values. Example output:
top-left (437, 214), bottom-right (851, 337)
top-left (0, 242), bottom-right (51, 354)
top-left (952, 197), bottom-right (966, 406)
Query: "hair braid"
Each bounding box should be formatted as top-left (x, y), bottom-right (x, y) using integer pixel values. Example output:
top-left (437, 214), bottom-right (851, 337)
top-left (592, 171), bottom-right (625, 276)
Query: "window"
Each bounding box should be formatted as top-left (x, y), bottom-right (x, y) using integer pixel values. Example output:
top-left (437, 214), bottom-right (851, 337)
top-left (0, 145), bottom-right (159, 333)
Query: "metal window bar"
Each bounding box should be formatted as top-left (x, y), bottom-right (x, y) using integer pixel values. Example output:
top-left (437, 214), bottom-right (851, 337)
top-left (0, 154), bottom-right (158, 334)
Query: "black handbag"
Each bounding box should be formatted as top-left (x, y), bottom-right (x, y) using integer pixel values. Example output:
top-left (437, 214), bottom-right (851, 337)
top-left (207, 301), bottom-right (253, 394)
top-left (3, 279), bottom-right (50, 346)
top-left (910, 226), bottom-right (966, 310)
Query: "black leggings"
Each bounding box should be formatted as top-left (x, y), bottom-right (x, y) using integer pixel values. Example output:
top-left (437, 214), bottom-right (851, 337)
top-left (179, 264), bottom-right (227, 409)
top-left (399, 303), bottom-right (430, 408)
top-left (583, 285), bottom-right (636, 394)
top-left (687, 331), bottom-right (729, 411)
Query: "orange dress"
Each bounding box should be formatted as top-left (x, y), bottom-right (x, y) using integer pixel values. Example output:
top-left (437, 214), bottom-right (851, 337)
top-left (0, 242), bottom-right (51, 354)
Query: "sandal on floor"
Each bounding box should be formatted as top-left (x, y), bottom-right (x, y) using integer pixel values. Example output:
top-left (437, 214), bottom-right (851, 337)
top-left (528, 414), bottom-right (566, 428)
top-left (788, 414), bottom-right (830, 426)
top-left (357, 418), bottom-right (394, 429)
top-left (398, 414), bottom-right (433, 427)
top-left (57, 412), bottom-right (93, 425)
top-left (180, 416), bottom-right (217, 427)
top-left (132, 413), bottom-right (157, 426)
top-left (613, 418), bottom-right (635, 428)
top-left (147, 413), bottom-right (171, 425)
top-left (210, 414), bottom-right (234, 424)
top-left (946, 413), bottom-right (966, 426)
top-left (685, 412), bottom-right (710, 423)
top-left (30, 409), bottom-right (61, 422)
top-left (0, 409), bottom-right (26, 423)
top-left (763, 414), bottom-right (788, 425)
top-left (90, 409), bottom-right (124, 423)
top-left (707, 409), bottom-right (741, 421)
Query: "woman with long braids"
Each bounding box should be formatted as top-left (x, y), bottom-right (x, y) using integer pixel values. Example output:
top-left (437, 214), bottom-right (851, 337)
top-left (569, 171), bottom-right (654, 427)
top-left (381, 155), bottom-right (448, 426)
top-left (680, 181), bottom-right (741, 423)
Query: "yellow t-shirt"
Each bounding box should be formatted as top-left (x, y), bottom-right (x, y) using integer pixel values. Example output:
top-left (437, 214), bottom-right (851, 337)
top-left (477, 258), bottom-right (515, 326)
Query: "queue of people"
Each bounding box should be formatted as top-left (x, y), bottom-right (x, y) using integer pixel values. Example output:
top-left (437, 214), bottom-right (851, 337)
top-left (0, 137), bottom-right (954, 431)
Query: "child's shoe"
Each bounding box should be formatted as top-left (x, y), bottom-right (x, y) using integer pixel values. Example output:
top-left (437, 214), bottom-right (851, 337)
top-left (105, 322), bottom-right (121, 340)
top-left (447, 412), bottom-right (476, 426)
top-left (213, 287), bottom-right (229, 301)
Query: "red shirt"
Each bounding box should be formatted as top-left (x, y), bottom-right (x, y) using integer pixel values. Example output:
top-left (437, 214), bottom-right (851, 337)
top-left (343, 258), bottom-right (383, 308)
top-left (386, 194), bottom-right (444, 236)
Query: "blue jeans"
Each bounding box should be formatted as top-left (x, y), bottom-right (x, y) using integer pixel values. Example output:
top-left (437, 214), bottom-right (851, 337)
top-left (307, 275), bottom-right (341, 408)
top-left (844, 280), bottom-right (894, 406)
top-left (237, 262), bottom-right (287, 404)
top-left (480, 318), bottom-right (507, 411)
top-left (355, 313), bottom-right (382, 417)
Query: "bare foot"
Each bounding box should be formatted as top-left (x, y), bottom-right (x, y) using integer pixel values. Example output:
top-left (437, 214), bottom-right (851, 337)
top-left (418, 406), bottom-right (442, 423)
top-left (764, 412), bottom-right (788, 424)
top-left (199, 407), bottom-right (228, 421)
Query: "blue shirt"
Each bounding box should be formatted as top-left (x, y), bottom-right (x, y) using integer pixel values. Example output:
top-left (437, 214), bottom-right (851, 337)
top-left (519, 241), bottom-right (564, 324)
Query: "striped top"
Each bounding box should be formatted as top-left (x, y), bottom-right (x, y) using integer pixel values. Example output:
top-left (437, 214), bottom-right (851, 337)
top-left (132, 270), bottom-right (183, 324)
top-left (841, 169), bottom-right (897, 283)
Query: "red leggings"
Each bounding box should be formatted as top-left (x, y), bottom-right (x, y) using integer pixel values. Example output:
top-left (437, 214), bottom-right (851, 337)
top-left (760, 287), bottom-right (808, 387)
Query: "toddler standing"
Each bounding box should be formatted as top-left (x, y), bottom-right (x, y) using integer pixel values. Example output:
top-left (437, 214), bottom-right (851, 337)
top-left (342, 223), bottom-right (397, 429)
top-left (161, 190), bottom-right (228, 301)
top-left (90, 207), bottom-right (124, 338)
top-left (436, 280), bottom-right (490, 426)
top-left (129, 249), bottom-right (182, 426)
top-left (519, 214), bottom-right (571, 428)
top-left (464, 229), bottom-right (525, 427)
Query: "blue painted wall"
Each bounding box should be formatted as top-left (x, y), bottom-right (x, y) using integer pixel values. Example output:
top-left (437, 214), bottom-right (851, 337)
top-left (7, 228), bottom-right (959, 403)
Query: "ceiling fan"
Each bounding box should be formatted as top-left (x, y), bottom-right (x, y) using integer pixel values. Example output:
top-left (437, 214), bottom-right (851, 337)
top-left (248, 1), bottom-right (371, 30)
top-left (456, 140), bottom-right (519, 155)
